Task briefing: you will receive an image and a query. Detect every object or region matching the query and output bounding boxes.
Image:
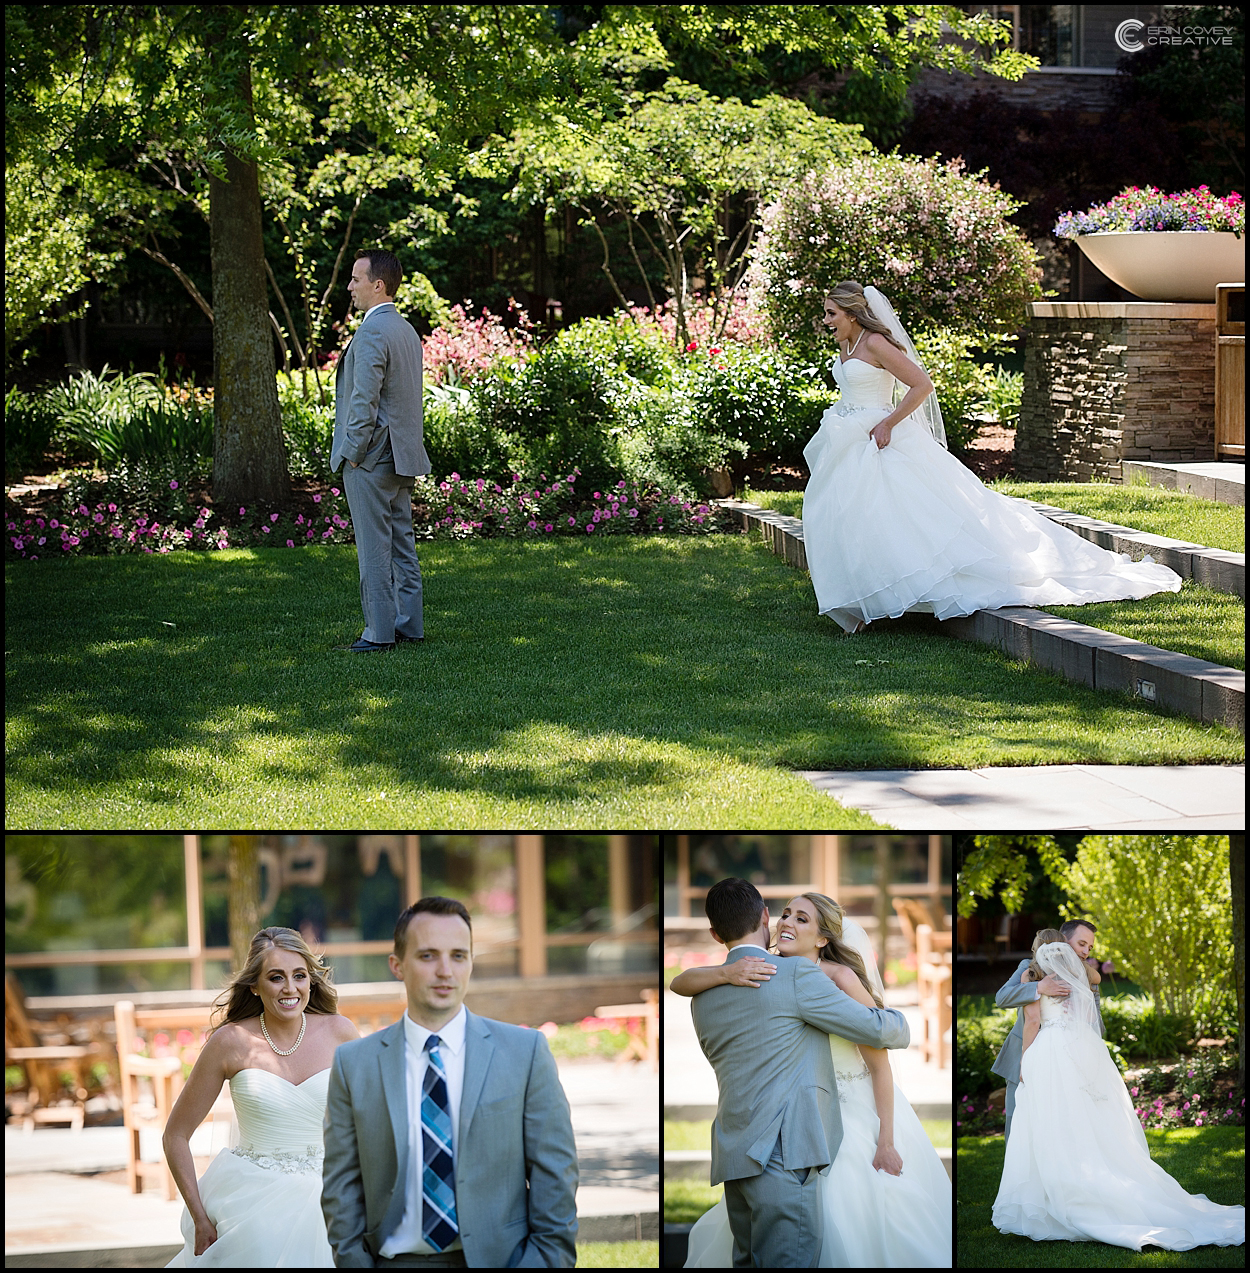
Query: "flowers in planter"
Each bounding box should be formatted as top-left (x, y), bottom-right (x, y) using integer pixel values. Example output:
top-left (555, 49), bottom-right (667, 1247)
top-left (1054, 186), bottom-right (1245, 238)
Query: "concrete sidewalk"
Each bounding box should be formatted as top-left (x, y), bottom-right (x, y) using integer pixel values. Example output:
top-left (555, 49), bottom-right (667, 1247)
top-left (5, 1059), bottom-right (657, 1265)
top-left (801, 764), bottom-right (1245, 830)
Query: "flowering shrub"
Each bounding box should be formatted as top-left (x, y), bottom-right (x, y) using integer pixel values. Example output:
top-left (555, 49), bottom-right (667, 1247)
top-left (749, 154), bottom-right (1043, 354)
top-left (1054, 186), bottom-right (1245, 238)
top-left (6, 468), bottom-right (726, 560)
top-left (421, 298), bottom-right (537, 385)
top-left (411, 469), bottom-right (725, 539)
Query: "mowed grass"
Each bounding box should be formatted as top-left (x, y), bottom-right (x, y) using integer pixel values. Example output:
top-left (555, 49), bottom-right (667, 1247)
top-left (6, 536), bottom-right (1242, 828)
top-left (958, 1129), bottom-right (1245, 1268)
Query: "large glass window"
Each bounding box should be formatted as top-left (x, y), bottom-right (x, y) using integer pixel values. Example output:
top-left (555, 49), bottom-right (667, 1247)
top-left (5, 834), bottom-right (187, 995)
top-left (687, 835), bottom-right (811, 891)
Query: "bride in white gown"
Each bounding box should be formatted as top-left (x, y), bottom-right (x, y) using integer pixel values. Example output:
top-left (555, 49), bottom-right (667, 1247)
top-left (801, 281), bottom-right (1181, 633)
top-left (671, 894), bottom-right (951, 1267)
top-left (163, 927), bottom-right (359, 1267)
top-left (992, 940), bottom-right (1244, 1251)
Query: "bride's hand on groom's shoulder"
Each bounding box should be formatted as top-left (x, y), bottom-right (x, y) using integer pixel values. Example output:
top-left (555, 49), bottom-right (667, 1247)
top-left (872, 1143), bottom-right (904, 1176)
top-left (725, 957), bottom-right (776, 988)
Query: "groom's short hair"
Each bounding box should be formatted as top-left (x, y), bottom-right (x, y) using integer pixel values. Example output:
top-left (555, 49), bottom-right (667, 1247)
top-left (355, 248), bottom-right (402, 298)
top-left (394, 896), bottom-right (472, 959)
top-left (1061, 919), bottom-right (1097, 939)
top-left (705, 878), bottom-right (767, 943)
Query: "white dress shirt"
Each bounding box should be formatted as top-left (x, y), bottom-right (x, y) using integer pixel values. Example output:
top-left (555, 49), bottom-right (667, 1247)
top-left (379, 1004), bottom-right (467, 1256)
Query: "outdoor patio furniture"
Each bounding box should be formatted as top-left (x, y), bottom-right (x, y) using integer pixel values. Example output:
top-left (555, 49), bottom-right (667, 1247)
top-left (593, 987), bottom-right (659, 1071)
top-left (5, 972), bottom-right (102, 1133)
top-left (114, 1001), bottom-right (222, 1199)
top-left (915, 924), bottom-right (952, 1069)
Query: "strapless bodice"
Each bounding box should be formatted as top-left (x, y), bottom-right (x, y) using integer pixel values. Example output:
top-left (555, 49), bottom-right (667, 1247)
top-left (828, 1031), bottom-right (873, 1103)
top-left (228, 1067), bottom-right (329, 1174)
top-left (829, 357), bottom-right (895, 411)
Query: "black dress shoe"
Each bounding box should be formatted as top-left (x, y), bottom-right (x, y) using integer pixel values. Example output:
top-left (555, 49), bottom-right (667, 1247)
top-left (335, 637), bottom-right (395, 652)
top-left (395, 632), bottom-right (424, 643)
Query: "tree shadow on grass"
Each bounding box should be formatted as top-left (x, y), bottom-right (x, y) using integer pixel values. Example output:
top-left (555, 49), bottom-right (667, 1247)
top-left (5, 538), bottom-right (1243, 822)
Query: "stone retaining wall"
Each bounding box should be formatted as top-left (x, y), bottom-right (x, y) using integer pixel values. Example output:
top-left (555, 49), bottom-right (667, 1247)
top-left (1018, 302), bottom-right (1216, 482)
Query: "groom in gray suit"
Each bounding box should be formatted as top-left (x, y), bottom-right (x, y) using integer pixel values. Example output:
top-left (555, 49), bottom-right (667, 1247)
top-left (322, 897), bottom-right (578, 1267)
top-left (331, 249), bottom-right (431, 652)
top-left (690, 878), bottom-right (910, 1268)
top-left (991, 918), bottom-right (1104, 1144)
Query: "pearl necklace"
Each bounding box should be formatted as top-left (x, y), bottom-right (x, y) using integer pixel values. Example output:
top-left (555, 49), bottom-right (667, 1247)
top-left (260, 1008), bottom-right (306, 1055)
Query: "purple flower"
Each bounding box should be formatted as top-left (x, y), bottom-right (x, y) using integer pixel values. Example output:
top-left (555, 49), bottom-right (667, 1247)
top-left (313, 494), bottom-right (322, 503)
top-left (544, 523), bottom-right (553, 532)
top-left (239, 506), bottom-right (246, 515)
top-left (170, 480), bottom-right (179, 490)
top-left (287, 539), bottom-right (295, 547)
top-left (568, 516), bottom-right (575, 525)
top-left (586, 524), bottom-right (595, 533)
top-left (527, 520), bottom-right (538, 530)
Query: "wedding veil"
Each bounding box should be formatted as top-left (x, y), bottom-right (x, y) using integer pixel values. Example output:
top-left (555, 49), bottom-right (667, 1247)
top-left (1035, 941), bottom-right (1101, 1037)
top-left (862, 285), bottom-right (948, 449)
top-left (837, 914), bottom-right (887, 1006)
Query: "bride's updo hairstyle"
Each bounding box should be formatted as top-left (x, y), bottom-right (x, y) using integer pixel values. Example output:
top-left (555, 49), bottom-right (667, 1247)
top-left (1025, 927), bottom-right (1067, 982)
top-left (210, 926), bottom-right (339, 1033)
top-left (825, 281), bottom-right (907, 353)
top-left (799, 892), bottom-right (885, 1009)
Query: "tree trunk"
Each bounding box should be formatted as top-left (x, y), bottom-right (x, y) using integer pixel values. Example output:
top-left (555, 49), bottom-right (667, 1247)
top-left (227, 835), bottom-right (262, 973)
top-left (209, 61), bottom-right (289, 507)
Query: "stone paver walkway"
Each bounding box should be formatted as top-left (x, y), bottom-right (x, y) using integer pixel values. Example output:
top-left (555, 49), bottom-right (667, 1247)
top-left (801, 764), bottom-right (1245, 829)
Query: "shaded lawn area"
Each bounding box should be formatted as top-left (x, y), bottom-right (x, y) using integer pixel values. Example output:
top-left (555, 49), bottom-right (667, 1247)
top-left (958, 1130), bottom-right (1245, 1268)
top-left (5, 536), bottom-right (1242, 828)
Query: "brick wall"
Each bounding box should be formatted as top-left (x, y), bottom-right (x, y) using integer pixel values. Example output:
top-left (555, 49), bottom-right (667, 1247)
top-left (1017, 302), bottom-right (1216, 482)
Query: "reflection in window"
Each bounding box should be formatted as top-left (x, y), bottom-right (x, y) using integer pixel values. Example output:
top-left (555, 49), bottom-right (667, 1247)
top-left (5, 834), bottom-right (186, 996)
top-left (419, 835), bottom-right (519, 978)
top-left (687, 835), bottom-right (811, 890)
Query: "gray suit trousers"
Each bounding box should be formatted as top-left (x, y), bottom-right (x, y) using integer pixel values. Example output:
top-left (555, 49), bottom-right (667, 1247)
top-left (342, 462), bottom-right (423, 643)
top-left (723, 1148), bottom-right (822, 1269)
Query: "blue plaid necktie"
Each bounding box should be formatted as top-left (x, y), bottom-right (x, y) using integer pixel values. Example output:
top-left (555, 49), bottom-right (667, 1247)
top-left (421, 1034), bottom-right (458, 1251)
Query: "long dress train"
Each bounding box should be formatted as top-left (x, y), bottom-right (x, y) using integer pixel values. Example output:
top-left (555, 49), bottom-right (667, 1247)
top-left (802, 358), bottom-right (1182, 633)
top-left (992, 992), bottom-right (1244, 1250)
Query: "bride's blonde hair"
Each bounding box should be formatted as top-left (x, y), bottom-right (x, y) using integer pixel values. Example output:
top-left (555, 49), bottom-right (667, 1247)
top-left (798, 892), bottom-right (885, 1008)
top-left (210, 926), bottom-right (338, 1033)
top-left (1026, 927), bottom-right (1096, 985)
top-left (825, 281), bottom-right (907, 353)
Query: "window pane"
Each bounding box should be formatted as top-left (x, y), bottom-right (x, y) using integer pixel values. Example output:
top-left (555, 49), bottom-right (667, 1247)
top-left (420, 835), bottom-right (519, 978)
top-left (5, 834), bottom-right (186, 996)
top-left (687, 835), bottom-right (811, 890)
top-left (544, 835), bottom-right (657, 975)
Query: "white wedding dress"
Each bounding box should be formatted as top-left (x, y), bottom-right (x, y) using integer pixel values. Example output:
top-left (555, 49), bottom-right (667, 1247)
top-left (993, 992), bottom-right (1245, 1250)
top-left (801, 357), bottom-right (1182, 633)
top-left (166, 1068), bottom-right (335, 1268)
top-left (684, 1031), bottom-right (952, 1267)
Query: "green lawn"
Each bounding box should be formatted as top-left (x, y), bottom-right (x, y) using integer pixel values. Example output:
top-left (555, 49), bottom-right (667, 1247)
top-left (576, 1240), bottom-right (658, 1267)
top-left (991, 481), bottom-right (1245, 555)
top-left (958, 1129), bottom-right (1245, 1268)
top-left (6, 537), bottom-right (1241, 828)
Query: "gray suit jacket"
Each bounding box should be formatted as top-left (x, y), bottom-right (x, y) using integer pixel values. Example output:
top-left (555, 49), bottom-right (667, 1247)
top-left (689, 946), bottom-right (910, 1186)
top-left (330, 304), bottom-right (431, 478)
top-left (990, 957), bottom-right (1106, 1085)
top-left (321, 1010), bottom-right (578, 1268)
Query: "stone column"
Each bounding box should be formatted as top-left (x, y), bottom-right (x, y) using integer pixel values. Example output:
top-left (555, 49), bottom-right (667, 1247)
top-left (1018, 302), bottom-right (1216, 483)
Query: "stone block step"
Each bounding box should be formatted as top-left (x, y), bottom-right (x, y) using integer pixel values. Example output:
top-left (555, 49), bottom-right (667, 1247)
top-left (716, 499), bottom-right (1244, 734)
top-left (1122, 460), bottom-right (1245, 506)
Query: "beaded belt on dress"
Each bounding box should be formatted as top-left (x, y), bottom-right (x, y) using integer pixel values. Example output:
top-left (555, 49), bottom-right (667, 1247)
top-left (830, 400), bottom-right (891, 416)
top-left (233, 1144), bottom-right (325, 1174)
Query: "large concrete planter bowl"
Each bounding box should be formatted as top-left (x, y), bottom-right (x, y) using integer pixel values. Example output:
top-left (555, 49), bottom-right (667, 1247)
top-left (1074, 231), bottom-right (1245, 301)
